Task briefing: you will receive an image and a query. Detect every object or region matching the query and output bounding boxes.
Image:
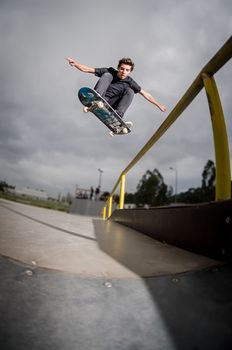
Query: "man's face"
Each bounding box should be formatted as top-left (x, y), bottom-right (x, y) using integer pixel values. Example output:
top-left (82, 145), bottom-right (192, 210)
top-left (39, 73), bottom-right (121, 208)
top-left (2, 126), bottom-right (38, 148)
top-left (117, 64), bottom-right (132, 79)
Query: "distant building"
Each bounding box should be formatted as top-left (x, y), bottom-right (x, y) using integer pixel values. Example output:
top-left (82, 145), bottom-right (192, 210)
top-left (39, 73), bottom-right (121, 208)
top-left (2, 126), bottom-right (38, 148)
top-left (15, 187), bottom-right (48, 200)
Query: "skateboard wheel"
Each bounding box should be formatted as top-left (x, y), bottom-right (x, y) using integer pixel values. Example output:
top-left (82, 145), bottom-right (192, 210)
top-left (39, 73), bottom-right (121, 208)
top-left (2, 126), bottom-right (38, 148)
top-left (83, 106), bottom-right (89, 113)
top-left (122, 128), bottom-right (128, 134)
top-left (109, 131), bottom-right (114, 137)
top-left (96, 101), bottom-right (104, 109)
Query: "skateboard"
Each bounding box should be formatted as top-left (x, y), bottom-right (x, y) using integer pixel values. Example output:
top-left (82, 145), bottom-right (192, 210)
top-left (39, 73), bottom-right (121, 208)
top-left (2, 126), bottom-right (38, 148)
top-left (78, 87), bottom-right (132, 135)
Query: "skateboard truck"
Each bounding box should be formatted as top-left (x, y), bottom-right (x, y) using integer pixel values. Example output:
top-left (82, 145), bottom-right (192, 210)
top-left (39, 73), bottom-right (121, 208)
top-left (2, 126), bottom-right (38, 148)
top-left (109, 122), bottom-right (132, 136)
top-left (83, 101), bottom-right (104, 113)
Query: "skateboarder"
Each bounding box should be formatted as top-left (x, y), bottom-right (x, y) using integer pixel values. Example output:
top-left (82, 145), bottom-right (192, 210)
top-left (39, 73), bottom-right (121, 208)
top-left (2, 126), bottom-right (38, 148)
top-left (66, 57), bottom-right (167, 118)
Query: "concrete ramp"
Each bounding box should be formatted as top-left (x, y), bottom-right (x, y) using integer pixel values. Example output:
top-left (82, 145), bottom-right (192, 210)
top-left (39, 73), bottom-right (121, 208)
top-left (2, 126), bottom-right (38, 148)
top-left (0, 199), bottom-right (220, 277)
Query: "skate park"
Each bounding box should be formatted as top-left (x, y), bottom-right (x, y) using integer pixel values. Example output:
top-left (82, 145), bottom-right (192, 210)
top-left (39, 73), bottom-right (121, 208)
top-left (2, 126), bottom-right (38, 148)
top-left (0, 38), bottom-right (232, 349)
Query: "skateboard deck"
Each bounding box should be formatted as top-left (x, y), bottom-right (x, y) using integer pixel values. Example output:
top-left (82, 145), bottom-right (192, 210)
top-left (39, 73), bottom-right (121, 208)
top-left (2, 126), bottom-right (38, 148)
top-left (78, 87), bottom-right (131, 135)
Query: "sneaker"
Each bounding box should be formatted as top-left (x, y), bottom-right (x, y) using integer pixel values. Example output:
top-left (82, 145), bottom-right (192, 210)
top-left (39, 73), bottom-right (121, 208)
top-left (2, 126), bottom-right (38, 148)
top-left (125, 121), bottom-right (133, 129)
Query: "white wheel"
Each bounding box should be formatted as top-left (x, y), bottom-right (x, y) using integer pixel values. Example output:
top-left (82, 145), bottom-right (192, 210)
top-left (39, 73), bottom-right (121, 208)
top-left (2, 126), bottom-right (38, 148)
top-left (96, 101), bottom-right (104, 109)
top-left (83, 106), bottom-right (89, 113)
top-left (122, 128), bottom-right (128, 134)
top-left (109, 131), bottom-right (114, 137)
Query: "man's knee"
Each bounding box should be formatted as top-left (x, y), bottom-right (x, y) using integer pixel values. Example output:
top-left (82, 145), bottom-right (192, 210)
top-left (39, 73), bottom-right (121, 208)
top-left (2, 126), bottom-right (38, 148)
top-left (124, 87), bottom-right (134, 98)
top-left (101, 72), bottom-right (113, 82)
top-left (94, 73), bottom-right (113, 95)
top-left (102, 72), bottom-right (112, 78)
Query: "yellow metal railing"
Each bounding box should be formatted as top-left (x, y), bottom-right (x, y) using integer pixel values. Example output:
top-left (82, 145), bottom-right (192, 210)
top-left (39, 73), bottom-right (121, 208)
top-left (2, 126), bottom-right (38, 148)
top-left (103, 36), bottom-right (232, 219)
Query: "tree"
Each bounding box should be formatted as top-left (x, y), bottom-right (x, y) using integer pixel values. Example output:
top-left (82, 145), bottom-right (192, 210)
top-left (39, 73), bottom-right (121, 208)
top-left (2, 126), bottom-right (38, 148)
top-left (177, 187), bottom-right (203, 203)
top-left (135, 169), bottom-right (172, 207)
top-left (202, 159), bottom-right (215, 188)
top-left (177, 160), bottom-right (216, 203)
top-left (125, 192), bottom-right (135, 203)
top-left (0, 180), bottom-right (15, 193)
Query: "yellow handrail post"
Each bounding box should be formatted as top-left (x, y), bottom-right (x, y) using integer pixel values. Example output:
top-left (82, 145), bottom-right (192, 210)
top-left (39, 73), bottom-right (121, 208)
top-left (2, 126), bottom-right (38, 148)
top-left (102, 206), bottom-right (106, 220)
top-left (119, 174), bottom-right (126, 209)
top-left (202, 73), bottom-right (231, 200)
top-left (108, 196), bottom-right (113, 218)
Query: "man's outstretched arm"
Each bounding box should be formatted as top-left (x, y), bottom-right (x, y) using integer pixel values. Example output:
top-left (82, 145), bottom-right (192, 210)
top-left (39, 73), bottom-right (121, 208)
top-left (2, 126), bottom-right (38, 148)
top-left (139, 89), bottom-right (167, 112)
top-left (66, 57), bottom-right (95, 73)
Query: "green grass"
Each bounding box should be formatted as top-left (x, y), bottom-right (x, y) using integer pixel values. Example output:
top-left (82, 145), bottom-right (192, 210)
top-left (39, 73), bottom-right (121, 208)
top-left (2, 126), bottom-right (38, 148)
top-left (0, 193), bottom-right (70, 212)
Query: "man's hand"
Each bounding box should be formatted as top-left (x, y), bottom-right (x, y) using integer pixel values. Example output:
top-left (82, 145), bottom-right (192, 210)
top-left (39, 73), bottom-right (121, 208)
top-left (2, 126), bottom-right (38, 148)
top-left (158, 105), bottom-right (167, 112)
top-left (65, 58), bottom-right (95, 73)
top-left (66, 57), bottom-right (76, 67)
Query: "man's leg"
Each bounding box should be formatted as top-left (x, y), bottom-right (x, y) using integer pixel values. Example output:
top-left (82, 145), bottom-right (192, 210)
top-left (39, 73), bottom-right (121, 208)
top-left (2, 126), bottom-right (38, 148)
top-left (94, 73), bottom-right (113, 98)
top-left (112, 87), bottom-right (134, 118)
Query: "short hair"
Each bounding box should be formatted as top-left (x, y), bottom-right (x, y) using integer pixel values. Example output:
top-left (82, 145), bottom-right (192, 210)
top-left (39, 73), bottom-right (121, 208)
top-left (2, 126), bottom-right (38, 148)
top-left (118, 58), bottom-right (135, 71)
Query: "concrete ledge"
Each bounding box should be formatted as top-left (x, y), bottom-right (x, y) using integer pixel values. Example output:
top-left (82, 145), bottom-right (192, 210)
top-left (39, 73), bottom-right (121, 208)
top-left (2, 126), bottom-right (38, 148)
top-left (69, 198), bottom-right (105, 217)
top-left (110, 200), bottom-right (232, 260)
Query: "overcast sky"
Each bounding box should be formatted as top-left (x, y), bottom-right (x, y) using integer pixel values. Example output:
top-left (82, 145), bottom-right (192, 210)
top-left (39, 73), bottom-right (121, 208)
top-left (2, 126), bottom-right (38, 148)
top-left (0, 0), bottom-right (231, 198)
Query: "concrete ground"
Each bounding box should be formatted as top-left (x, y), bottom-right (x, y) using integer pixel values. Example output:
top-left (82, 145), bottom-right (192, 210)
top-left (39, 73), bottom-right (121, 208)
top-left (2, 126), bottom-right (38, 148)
top-left (0, 199), bottom-right (232, 349)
